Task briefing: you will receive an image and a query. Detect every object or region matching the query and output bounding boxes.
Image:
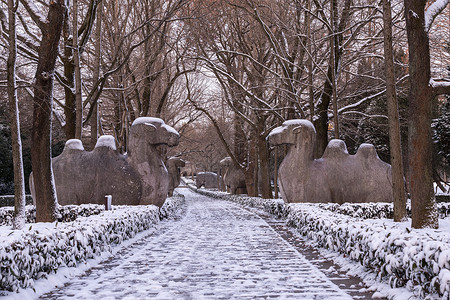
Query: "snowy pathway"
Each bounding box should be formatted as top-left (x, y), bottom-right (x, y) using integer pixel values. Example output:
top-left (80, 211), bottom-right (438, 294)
top-left (39, 188), bottom-right (362, 300)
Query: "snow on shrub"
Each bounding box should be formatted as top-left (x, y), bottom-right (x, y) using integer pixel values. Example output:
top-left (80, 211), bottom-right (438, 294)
top-left (285, 204), bottom-right (450, 298)
top-left (187, 183), bottom-right (450, 298)
top-left (159, 191), bottom-right (186, 220)
top-left (0, 204), bottom-right (104, 226)
top-left (0, 193), bottom-right (187, 292)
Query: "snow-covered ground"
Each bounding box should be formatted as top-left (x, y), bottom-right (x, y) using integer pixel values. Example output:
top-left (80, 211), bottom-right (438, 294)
top-left (0, 185), bottom-right (449, 299)
top-left (6, 188), bottom-right (366, 299)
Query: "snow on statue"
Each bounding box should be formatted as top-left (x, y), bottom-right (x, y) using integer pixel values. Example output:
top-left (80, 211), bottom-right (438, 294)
top-left (30, 117), bottom-right (179, 207)
top-left (267, 119), bottom-right (393, 204)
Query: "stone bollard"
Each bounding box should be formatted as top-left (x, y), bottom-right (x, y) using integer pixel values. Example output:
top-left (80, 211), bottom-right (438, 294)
top-left (105, 195), bottom-right (112, 210)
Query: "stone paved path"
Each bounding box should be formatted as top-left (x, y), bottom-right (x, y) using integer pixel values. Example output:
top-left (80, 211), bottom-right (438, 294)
top-left (39, 188), bottom-right (372, 300)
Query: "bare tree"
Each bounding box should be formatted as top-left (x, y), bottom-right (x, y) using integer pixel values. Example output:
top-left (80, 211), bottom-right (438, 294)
top-left (72, 0), bottom-right (82, 139)
top-left (404, 0), bottom-right (450, 228)
top-left (24, 0), bottom-right (67, 222)
top-left (382, 0), bottom-right (407, 222)
top-left (90, 0), bottom-right (102, 148)
top-left (5, 0), bottom-right (25, 229)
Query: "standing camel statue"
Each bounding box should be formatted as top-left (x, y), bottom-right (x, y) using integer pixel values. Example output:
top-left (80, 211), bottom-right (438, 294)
top-left (30, 117), bottom-right (179, 207)
top-left (267, 119), bottom-right (393, 204)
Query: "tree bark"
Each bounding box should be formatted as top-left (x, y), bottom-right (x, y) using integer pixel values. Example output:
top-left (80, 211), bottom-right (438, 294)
top-left (330, 0), bottom-right (339, 139)
top-left (382, 0), bottom-right (407, 222)
top-left (90, 0), bottom-right (102, 149)
top-left (306, 0), bottom-right (314, 121)
top-left (73, 0), bottom-right (83, 139)
top-left (7, 0), bottom-right (26, 230)
top-left (62, 11), bottom-right (76, 140)
top-left (245, 133), bottom-right (258, 197)
top-left (31, 0), bottom-right (67, 223)
top-left (258, 133), bottom-right (272, 199)
top-left (404, 0), bottom-right (438, 229)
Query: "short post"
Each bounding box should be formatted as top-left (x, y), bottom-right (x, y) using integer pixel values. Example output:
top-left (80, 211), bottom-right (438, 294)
top-left (105, 195), bottom-right (112, 210)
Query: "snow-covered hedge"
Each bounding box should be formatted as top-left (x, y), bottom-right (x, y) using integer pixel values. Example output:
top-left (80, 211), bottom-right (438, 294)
top-left (159, 191), bottom-right (186, 220)
top-left (0, 204), bottom-right (104, 226)
top-left (286, 204), bottom-right (450, 299)
top-left (188, 184), bottom-right (450, 298)
top-left (0, 194), bottom-right (187, 292)
top-left (317, 202), bottom-right (450, 219)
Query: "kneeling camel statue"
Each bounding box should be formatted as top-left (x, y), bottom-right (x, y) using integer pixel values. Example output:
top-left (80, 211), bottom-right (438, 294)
top-left (268, 119), bottom-right (393, 204)
top-left (30, 117), bottom-right (179, 207)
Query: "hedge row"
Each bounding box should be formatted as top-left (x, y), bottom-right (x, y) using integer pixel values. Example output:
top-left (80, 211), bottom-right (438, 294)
top-left (286, 204), bottom-right (450, 299)
top-left (0, 204), bottom-right (105, 226)
top-left (0, 193), bottom-right (186, 292)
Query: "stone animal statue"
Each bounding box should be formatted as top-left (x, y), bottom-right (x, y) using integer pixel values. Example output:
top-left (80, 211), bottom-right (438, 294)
top-left (219, 157), bottom-right (247, 194)
top-left (267, 119), bottom-right (393, 204)
top-left (196, 172), bottom-right (220, 189)
top-left (167, 157), bottom-right (185, 196)
top-left (30, 117), bottom-right (179, 207)
top-left (180, 161), bottom-right (197, 177)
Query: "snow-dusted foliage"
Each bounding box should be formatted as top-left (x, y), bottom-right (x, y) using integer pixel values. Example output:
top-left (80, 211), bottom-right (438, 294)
top-left (0, 207), bottom-right (159, 292)
top-left (286, 204), bottom-right (450, 299)
top-left (0, 193), bottom-right (187, 292)
top-left (0, 206), bottom-right (160, 291)
top-left (317, 201), bottom-right (450, 219)
top-left (159, 191), bottom-right (186, 220)
top-left (187, 183), bottom-right (450, 298)
top-left (0, 204), bottom-right (104, 226)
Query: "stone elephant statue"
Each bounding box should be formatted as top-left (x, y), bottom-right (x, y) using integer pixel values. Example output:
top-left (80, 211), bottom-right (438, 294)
top-left (196, 172), bottom-right (220, 189)
top-left (267, 119), bottom-right (393, 204)
top-left (30, 117), bottom-right (179, 207)
top-left (219, 157), bottom-right (247, 195)
top-left (167, 157), bottom-right (185, 197)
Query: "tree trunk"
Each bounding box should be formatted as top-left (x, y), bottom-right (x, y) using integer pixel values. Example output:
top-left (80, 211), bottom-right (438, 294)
top-left (330, 0), bottom-right (339, 139)
top-left (7, 0), bottom-right (26, 230)
top-left (73, 0), bottom-right (83, 140)
top-left (307, 0), bottom-right (314, 121)
top-left (62, 12), bottom-right (76, 140)
top-left (404, 0), bottom-right (438, 229)
top-left (90, 0), bottom-right (103, 149)
top-left (245, 134), bottom-right (258, 197)
top-left (258, 133), bottom-right (272, 199)
top-left (32, 0), bottom-right (67, 223)
top-left (313, 65), bottom-right (333, 158)
top-left (382, 0), bottom-right (407, 222)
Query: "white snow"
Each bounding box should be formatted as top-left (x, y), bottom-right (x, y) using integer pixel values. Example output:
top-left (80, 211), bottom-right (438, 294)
top-left (131, 117), bottom-right (165, 126)
top-left (267, 119), bottom-right (315, 139)
top-left (191, 185), bottom-right (450, 299)
top-left (94, 135), bottom-right (116, 150)
top-left (64, 139), bottom-right (84, 151)
top-left (131, 117), bottom-right (179, 136)
top-left (425, 0), bottom-right (450, 32)
top-left (162, 124), bottom-right (180, 136)
top-left (430, 78), bottom-right (450, 89)
top-left (1, 185), bottom-right (448, 299)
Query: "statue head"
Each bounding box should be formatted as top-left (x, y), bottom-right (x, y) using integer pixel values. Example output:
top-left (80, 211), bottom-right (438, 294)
top-left (128, 117), bottom-right (180, 157)
top-left (267, 119), bottom-right (316, 146)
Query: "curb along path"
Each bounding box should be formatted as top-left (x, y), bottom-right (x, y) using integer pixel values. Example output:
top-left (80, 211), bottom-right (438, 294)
top-left (40, 188), bottom-right (376, 299)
